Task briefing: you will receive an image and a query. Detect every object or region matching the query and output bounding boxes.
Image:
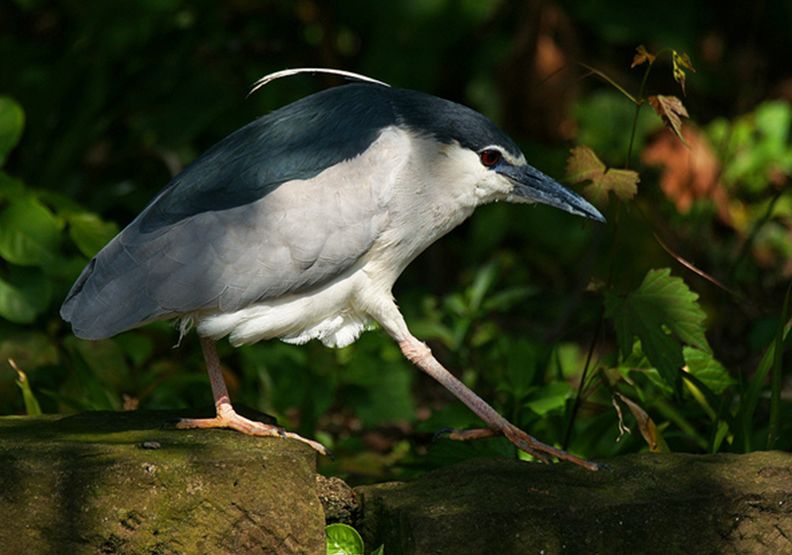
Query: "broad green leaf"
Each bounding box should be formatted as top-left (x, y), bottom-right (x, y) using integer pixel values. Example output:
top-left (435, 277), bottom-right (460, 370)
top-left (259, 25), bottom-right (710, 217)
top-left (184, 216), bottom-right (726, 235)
top-left (67, 212), bottom-right (118, 257)
top-left (326, 523), bottom-right (364, 555)
top-left (683, 347), bottom-right (734, 394)
top-left (605, 268), bottom-right (709, 388)
top-left (0, 267), bottom-right (52, 323)
top-left (0, 97), bottom-right (25, 166)
top-left (0, 195), bottom-right (60, 266)
top-left (525, 381), bottom-right (573, 416)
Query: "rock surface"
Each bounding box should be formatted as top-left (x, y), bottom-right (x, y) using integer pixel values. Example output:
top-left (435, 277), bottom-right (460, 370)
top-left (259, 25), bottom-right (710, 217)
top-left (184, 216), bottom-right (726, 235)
top-left (0, 410), bottom-right (324, 554)
top-left (356, 452), bottom-right (792, 555)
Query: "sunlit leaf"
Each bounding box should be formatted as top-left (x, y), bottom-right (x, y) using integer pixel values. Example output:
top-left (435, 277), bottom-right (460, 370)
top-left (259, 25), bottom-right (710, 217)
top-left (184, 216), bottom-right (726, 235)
top-left (566, 146), bottom-right (639, 204)
top-left (0, 97), bottom-right (25, 166)
top-left (649, 95), bottom-right (689, 144)
top-left (671, 50), bottom-right (696, 95)
top-left (605, 268), bottom-right (709, 388)
top-left (525, 381), bottom-right (572, 416)
top-left (683, 347), bottom-right (734, 394)
top-left (631, 44), bottom-right (656, 68)
top-left (0, 195), bottom-right (60, 266)
top-left (325, 523), bottom-right (365, 555)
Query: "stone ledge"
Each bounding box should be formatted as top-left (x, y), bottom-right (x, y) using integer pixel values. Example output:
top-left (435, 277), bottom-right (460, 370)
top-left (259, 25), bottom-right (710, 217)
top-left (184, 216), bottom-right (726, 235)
top-left (0, 411), bottom-right (324, 554)
top-left (356, 451), bottom-right (792, 555)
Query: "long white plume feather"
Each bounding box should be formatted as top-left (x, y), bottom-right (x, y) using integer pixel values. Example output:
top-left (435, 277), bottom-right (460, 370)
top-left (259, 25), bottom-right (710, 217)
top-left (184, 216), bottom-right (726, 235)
top-left (248, 68), bottom-right (390, 97)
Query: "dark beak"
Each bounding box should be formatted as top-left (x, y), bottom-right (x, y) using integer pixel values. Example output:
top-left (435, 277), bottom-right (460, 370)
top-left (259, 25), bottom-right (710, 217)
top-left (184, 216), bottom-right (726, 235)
top-left (499, 164), bottom-right (606, 223)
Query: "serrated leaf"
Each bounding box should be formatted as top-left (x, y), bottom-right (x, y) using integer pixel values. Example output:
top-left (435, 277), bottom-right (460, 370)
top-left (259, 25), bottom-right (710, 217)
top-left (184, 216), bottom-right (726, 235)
top-left (326, 523), bottom-right (365, 555)
top-left (0, 97), bottom-right (25, 166)
top-left (672, 50), bottom-right (696, 95)
top-left (649, 95), bottom-right (689, 144)
top-left (605, 268), bottom-right (709, 388)
top-left (0, 267), bottom-right (52, 323)
top-left (683, 347), bottom-right (734, 394)
top-left (67, 212), bottom-right (118, 257)
top-left (0, 195), bottom-right (60, 266)
top-left (566, 146), bottom-right (605, 182)
top-left (567, 146), bottom-right (639, 204)
top-left (631, 44), bottom-right (656, 68)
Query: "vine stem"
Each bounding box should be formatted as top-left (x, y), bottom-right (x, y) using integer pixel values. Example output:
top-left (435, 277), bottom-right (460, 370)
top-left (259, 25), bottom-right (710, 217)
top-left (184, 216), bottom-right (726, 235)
top-left (563, 54), bottom-right (659, 450)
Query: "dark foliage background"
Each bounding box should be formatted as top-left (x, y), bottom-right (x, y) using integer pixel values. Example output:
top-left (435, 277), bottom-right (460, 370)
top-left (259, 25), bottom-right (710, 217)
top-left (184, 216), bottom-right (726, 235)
top-left (1, 0), bottom-right (790, 482)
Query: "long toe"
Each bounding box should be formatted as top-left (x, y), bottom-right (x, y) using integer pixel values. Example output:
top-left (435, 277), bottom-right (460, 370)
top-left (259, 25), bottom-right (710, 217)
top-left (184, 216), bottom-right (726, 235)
top-left (175, 412), bottom-right (328, 456)
top-left (503, 424), bottom-right (599, 471)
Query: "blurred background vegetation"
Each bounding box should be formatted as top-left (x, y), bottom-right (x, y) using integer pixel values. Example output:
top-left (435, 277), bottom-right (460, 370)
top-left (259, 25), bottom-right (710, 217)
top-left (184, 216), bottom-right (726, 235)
top-left (0, 0), bottom-right (790, 483)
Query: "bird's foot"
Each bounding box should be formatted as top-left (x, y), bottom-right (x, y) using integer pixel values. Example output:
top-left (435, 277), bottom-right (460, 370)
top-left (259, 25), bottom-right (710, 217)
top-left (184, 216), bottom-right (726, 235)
top-left (175, 409), bottom-right (328, 456)
top-left (439, 424), bottom-right (600, 471)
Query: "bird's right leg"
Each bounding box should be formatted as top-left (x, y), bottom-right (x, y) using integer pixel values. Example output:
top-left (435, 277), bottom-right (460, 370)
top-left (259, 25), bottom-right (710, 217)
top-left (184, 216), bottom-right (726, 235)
top-left (372, 300), bottom-right (598, 471)
top-left (175, 337), bottom-right (328, 455)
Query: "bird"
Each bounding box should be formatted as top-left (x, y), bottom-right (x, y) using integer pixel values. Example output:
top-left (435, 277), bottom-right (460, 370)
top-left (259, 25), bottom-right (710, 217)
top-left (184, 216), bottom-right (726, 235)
top-left (61, 68), bottom-right (604, 471)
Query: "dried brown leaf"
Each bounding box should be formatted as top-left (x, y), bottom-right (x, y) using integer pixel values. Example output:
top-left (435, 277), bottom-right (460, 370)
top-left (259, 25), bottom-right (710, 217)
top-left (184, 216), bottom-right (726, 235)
top-left (567, 146), bottom-right (639, 205)
top-left (631, 44), bottom-right (656, 68)
top-left (566, 146), bottom-right (605, 183)
top-left (614, 393), bottom-right (667, 453)
top-left (648, 95), bottom-right (689, 144)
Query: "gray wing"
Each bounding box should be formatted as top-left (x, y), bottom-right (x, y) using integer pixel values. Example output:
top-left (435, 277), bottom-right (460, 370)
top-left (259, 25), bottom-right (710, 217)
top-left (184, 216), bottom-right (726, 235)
top-left (61, 168), bottom-right (391, 340)
top-left (61, 84), bottom-right (397, 339)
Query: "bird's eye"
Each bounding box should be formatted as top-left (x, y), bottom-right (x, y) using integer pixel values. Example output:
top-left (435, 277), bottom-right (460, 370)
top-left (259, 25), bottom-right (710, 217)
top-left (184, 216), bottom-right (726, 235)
top-left (479, 149), bottom-right (502, 168)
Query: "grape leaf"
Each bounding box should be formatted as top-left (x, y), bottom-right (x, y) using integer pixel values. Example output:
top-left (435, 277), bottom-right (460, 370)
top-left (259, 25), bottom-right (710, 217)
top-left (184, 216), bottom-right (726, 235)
top-left (631, 44), bottom-right (656, 68)
top-left (648, 95), bottom-right (689, 145)
top-left (671, 50), bottom-right (696, 95)
top-left (605, 268), bottom-right (709, 388)
top-left (566, 146), bottom-right (639, 204)
top-left (684, 347), bottom-right (734, 394)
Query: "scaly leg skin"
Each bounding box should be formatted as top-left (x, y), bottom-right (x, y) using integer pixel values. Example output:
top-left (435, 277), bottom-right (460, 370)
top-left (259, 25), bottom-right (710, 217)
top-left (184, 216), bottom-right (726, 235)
top-left (400, 338), bottom-right (599, 471)
top-left (175, 337), bottom-right (328, 456)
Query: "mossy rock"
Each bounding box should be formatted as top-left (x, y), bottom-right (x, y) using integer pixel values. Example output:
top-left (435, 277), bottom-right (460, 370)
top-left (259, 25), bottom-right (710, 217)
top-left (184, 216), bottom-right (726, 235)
top-left (356, 452), bottom-right (792, 555)
top-left (0, 410), bottom-right (324, 554)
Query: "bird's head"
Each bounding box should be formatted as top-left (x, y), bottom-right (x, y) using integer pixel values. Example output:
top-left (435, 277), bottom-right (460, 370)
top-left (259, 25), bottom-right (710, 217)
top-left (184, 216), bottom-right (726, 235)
top-left (396, 89), bottom-right (605, 223)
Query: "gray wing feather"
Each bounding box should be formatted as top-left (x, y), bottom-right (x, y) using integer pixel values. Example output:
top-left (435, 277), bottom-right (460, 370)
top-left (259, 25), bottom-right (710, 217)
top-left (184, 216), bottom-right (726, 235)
top-left (61, 176), bottom-right (388, 339)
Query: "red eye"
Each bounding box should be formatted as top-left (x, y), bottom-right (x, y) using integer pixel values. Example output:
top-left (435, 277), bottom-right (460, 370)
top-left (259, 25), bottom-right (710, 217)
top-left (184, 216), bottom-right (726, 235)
top-left (479, 149), bottom-right (502, 167)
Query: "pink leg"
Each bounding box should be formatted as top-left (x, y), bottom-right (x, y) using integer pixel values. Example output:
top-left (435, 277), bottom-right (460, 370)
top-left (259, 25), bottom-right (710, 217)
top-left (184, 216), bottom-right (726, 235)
top-left (176, 337), bottom-right (327, 456)
top-left (400, 339), bottom-right (599, 471)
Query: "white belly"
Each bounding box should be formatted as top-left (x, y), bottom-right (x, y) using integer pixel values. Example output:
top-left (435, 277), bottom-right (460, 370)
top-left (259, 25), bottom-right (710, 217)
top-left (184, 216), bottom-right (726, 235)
top-left (195, 268), bottom-right (375, 348)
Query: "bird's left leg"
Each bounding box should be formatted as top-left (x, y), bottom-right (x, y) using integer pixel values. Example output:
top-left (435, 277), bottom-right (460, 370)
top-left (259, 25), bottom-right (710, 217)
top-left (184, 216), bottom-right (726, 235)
top-left (175, 337), bottom-right (328, 455)
top-left (372, 300), bottom-right (598, 471)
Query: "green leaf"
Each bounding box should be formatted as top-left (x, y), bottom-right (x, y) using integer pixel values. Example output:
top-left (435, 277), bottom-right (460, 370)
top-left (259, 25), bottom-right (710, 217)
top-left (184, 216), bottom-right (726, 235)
top-left (605, 268), bottom-right (709, 388)
top-left (67, 212), bottom-right (118, 257)
top-left (0, 267), bottom-right (52, 323)
top-left (325, 523), bottom-right (365, 555)
top-left (0, 195), bottom-right (61, 266)
top-left (0, 97), bottom-right (25, 166)
top-left (683, 347), bottom-right (734, 394)
top-left (525, 381), bottom-right (573, 416)
top-left (9, 359), bottom-right (42, 416)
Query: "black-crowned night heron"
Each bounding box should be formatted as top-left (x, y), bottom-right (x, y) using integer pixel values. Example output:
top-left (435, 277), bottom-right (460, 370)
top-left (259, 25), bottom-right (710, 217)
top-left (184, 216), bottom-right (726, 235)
top-left (61, 69), bottom-right (604, 470)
